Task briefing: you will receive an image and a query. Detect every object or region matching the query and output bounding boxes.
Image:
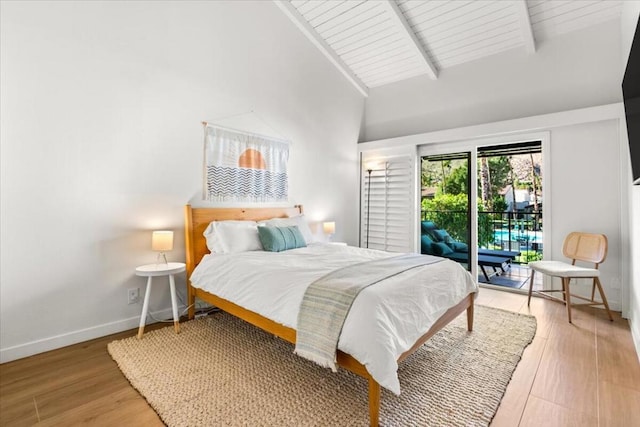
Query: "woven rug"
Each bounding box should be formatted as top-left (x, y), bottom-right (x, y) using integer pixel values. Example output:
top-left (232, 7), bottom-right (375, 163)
top-left (108, 305), bottom-right (536, 426)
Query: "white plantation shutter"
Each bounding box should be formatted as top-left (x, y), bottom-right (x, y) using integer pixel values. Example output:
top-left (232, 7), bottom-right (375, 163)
top-left (361, 156), bottom-right (414, 252)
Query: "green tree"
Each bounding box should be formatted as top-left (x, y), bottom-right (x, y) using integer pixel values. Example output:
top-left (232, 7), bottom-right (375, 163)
top-left (421, 158), bottom-right (440, 188)
top-left (492, 196), bottom-right (507, 212)
top-left (486, 156), bottom-right (511, 201)
top-left (441, 163), bottom-right (468, 195)
top-left (479, 157), bottom-right (491, 209)
top-left (440, 160), bottom-right (451, 193)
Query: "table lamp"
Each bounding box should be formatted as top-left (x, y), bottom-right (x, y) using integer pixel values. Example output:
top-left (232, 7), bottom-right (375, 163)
top-left (152, 230), bottom-right (173, 265)
top-left (323, 221), bottom-right (335, 241)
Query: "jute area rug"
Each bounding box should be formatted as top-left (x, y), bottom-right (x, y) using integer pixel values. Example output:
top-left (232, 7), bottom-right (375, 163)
top-left (108, 305), bottom-right (536, 426)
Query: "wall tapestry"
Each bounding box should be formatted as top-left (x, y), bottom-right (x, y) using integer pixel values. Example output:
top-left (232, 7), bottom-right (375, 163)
top-left (203, 124), bottom-right (289, 202)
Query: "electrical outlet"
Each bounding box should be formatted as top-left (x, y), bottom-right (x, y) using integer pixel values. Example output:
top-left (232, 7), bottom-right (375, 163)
top-left (127, 287), bottom-right (140, 305)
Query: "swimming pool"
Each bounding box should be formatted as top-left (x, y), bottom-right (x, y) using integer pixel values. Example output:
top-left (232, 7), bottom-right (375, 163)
top-left (493, 229), bottom-right (543, 244)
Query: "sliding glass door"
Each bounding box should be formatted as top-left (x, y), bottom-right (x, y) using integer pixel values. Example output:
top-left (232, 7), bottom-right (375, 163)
top-left (419, 139), bottom-right (545, 291)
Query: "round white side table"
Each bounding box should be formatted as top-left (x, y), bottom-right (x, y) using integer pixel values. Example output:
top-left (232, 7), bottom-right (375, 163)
top-left (135, 262), bottom-right (186, 339)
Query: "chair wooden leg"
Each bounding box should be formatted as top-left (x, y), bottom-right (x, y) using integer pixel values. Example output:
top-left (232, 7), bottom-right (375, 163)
top-left (591, 278), bottom-right (596, 302)
top-left (527, 269), bottom-right (535, 306)
top-left (563, 277), bottom-right (572, 323)
top-left (595, 277), bottom-right (614, 321)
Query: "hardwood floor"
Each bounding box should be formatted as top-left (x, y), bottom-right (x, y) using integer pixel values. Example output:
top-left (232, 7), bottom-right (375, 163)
top-left (1, 289), bottom-right (639, 426)
top-left (481, 288), bottom-right (640, 427)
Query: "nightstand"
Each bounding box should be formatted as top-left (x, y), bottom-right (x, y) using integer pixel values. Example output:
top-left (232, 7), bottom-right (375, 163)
top-left (135, 262), bottom-right (186, 339)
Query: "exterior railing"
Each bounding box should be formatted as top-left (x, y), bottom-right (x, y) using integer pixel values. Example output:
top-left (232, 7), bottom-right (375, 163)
top-left (421, 210), bottom-right (543, 264)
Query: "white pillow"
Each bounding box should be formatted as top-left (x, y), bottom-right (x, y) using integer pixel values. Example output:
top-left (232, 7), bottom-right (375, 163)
top-left (258, 214), bottom-right (315, 244)
top-left (203, 220), bottom-right (262, 254)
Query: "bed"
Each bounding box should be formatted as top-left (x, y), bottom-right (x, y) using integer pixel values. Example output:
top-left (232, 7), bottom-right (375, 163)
top-left (184, 205), bottom-right (477, 426)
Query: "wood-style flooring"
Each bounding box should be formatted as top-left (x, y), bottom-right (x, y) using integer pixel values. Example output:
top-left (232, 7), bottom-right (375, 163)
top-left (1, 288), bottom-right (639, 426)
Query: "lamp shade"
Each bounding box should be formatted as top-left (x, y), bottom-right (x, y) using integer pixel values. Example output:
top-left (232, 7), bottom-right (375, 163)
top-left (323, 221), bottom-right (335, 235)
top-left (152, 231), bottom-right (173, 252)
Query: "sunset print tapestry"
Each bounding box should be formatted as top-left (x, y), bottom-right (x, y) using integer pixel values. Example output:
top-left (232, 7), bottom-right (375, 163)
top-left (204, 125), bottom-right (289, 202)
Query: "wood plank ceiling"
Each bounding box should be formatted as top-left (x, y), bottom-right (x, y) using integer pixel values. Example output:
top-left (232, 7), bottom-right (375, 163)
top-left (275, 0), bottom-right (622, 96)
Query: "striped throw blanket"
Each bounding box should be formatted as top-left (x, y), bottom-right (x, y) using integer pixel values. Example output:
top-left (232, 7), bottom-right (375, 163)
top-left (294, 254), bottom-right (443, 371)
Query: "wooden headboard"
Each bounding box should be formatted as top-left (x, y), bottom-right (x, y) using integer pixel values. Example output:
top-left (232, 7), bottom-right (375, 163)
top-left (183, 204), bottom-right (304, 278)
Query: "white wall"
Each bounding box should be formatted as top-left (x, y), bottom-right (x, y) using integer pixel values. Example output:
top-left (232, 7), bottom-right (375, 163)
top-left (363, 19), bottom-right (622, 142)
top-left (548, 120), bottom-right (624, 307)
top-left (621, 1), bottom-right (640, 359)
top-left (0, 1), bottom-right (364, 362)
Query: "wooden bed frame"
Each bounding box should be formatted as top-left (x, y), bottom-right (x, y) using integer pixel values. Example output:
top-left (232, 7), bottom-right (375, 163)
top-left (184, 204), bottom-right (474, 427)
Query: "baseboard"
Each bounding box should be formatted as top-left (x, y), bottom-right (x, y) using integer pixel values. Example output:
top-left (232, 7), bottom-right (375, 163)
top-left (0, 305), bottom-right (185, 364)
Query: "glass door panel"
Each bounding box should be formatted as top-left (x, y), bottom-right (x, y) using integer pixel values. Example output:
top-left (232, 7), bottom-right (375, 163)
top-left (420, 152), bottom-right (472, 272)
top-left (476, 141), bottom-right (544, 288)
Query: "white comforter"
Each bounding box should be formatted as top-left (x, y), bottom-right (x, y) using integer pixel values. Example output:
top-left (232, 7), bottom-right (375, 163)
top-left (189, 244), bottom-right (478, 394)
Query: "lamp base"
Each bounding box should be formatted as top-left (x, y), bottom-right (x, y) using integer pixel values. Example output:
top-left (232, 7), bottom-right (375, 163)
top-left (155, 252), bottom-right (168, 266)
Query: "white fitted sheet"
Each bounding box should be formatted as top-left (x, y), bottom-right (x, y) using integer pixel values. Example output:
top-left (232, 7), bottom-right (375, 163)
top-left (189, 243), bottom-right (478, 394)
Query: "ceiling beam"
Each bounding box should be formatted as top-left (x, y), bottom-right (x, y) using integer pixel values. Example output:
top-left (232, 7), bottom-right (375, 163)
top-left (273, 0), bottom-right (369, 97)
top-left (380, 0), bottom-right (438, 80)
top-left (515, 0), bottom-right (536, 54)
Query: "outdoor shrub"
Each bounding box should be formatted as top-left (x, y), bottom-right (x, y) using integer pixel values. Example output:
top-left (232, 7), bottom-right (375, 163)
top-left (421, 194), bottom-right (493, 247)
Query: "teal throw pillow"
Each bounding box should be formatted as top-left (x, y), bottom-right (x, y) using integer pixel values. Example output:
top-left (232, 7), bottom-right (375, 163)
top-left (420, 221), bottom-right (436, 234)
top-left (431, 241), bottom-right (454, 256)
top-left (421, 235), bottom-right (434, 255)
top-left (448, 241), bottom-right (468, 253)
top-left (258, 225), bottom-right (307, 252)
top-left (431, 229), bottom-right (451, 242)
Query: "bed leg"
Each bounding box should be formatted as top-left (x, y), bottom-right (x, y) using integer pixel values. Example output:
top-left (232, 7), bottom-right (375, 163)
top-left (187, 285), bottom-right (196, 320)
top-left (368, 377), bottom-right (380, 427)
top-left (466, 297), bottom-right (474, 332)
